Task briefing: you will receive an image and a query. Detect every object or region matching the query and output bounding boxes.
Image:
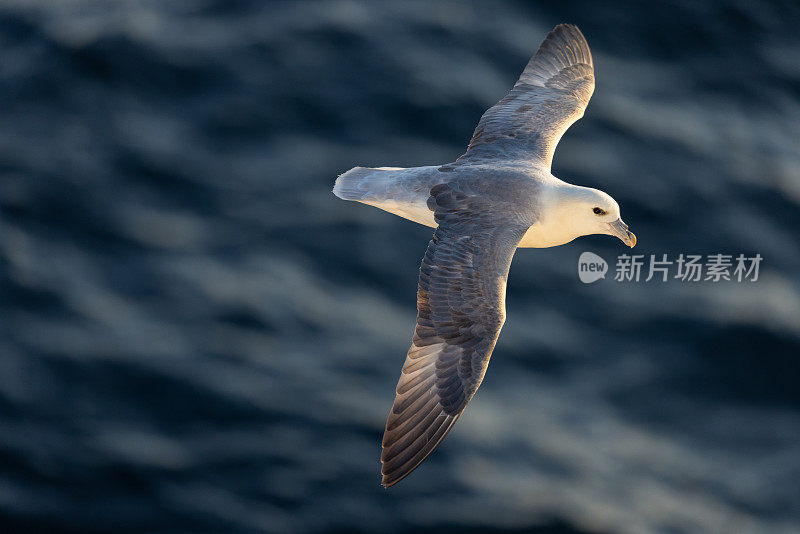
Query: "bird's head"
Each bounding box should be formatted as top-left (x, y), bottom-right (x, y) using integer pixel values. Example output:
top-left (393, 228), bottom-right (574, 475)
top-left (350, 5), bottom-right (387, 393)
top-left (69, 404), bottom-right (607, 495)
top-left (551, 185), bottom-right (636, 248)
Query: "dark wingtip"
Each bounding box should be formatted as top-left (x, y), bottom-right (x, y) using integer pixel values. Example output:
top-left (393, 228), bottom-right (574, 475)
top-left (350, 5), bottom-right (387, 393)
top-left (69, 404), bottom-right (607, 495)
top-left (551, 23), bottom-right (582, 36)
top-left (380, 461), bottom-right (418, 487)
top-left (380, 457), bottom-right (414, 487)
top-left (380, 471), bottom-right (398, 487)
top-left (380, 467), bottom-right (413, 488)
top-left (540, 23), bottom-right (592, 67)
top-left (553, 22), bottom-right (577, 30)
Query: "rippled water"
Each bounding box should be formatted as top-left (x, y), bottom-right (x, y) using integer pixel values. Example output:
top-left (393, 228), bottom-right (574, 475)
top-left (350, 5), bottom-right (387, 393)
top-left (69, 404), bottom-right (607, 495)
top-left (1, 1), bottom-right (800, 533)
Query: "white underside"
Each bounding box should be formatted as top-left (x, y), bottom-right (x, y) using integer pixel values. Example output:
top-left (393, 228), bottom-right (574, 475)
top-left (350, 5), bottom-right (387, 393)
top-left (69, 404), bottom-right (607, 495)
top-left (361, 197), bottom-right (564, 248)
top-left (361, 199), bottom-right (436, 228)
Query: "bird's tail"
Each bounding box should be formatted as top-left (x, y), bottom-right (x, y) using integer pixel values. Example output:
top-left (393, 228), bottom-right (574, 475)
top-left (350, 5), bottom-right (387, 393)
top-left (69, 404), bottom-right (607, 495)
top-left (332, 166), bottom-right (407, 202)
top-left (333, 165), bottom-right (443, 228)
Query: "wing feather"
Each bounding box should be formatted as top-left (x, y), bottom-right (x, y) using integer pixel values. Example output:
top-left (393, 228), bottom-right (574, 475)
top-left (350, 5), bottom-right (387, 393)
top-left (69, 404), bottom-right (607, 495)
top-left (457, 24), bottom-right (595, 169)
top-left (380, 181), bottom-right (531, 486)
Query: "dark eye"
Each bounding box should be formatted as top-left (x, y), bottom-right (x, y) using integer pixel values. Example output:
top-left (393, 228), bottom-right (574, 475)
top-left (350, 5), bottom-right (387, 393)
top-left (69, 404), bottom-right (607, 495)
top-left (593, 207), bottom-right (606, 215)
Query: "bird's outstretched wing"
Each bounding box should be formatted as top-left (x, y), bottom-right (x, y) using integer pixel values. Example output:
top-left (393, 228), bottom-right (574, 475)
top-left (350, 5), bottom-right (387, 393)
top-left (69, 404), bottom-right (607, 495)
top-left (380, 181), bottom-right (531, 486)
top-left (457, 24), bottom-right (594, 170)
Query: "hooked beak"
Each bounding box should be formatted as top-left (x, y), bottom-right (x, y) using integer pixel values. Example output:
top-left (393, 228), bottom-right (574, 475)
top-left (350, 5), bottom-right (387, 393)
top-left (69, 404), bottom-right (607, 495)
top-left (608, 218), bottom-right (636, 248)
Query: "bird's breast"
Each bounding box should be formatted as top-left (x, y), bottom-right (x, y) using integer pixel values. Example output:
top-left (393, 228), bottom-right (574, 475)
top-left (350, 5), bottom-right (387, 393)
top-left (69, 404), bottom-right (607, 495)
top-left (518, 221), bottom-right (577, 248)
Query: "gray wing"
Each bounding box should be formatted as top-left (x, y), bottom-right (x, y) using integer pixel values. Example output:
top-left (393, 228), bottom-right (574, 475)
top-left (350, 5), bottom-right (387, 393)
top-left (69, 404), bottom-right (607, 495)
top-left (457, 24), bottom-right (594, 169)
top-left (380, 182), bottom-right (531, 486)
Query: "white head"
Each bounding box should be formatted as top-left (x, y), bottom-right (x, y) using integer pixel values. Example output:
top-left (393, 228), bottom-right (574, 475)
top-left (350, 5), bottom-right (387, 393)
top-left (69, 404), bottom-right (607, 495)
top-left (540, 184), bottom-right (636, 248)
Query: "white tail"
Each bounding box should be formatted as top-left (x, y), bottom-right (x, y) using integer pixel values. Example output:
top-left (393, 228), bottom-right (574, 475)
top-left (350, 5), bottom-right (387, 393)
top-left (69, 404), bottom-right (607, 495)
top-left (332, 165), bottom-right (443, 228)
top-left (333, 167), bottom-right (406, 201)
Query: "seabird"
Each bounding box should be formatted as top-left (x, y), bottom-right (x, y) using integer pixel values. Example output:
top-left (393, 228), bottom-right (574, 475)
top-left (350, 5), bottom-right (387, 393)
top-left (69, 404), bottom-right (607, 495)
top-left (333, 24), bottom-right (636, 487)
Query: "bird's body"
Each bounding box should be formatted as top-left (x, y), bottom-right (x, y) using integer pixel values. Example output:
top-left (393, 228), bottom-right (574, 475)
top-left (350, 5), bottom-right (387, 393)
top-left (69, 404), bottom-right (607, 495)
top-left (333, 24), bottom-right (636, 486)
top-left (334, 163), bottom-right (611, 248)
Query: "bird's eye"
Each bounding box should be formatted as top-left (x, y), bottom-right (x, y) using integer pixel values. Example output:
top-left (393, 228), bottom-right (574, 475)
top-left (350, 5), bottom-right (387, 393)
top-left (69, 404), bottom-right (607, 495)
top-left (593, 207), bottom-right (606, 215)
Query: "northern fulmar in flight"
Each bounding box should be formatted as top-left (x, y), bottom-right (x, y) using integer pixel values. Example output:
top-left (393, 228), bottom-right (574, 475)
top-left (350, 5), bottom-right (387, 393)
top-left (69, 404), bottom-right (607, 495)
top-left (333, 24), bottom-right (636, 486)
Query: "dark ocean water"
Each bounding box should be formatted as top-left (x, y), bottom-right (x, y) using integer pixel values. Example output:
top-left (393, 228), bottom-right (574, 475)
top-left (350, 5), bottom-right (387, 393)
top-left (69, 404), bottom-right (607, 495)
top-left (1, 1), bottom-right (800, 533)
